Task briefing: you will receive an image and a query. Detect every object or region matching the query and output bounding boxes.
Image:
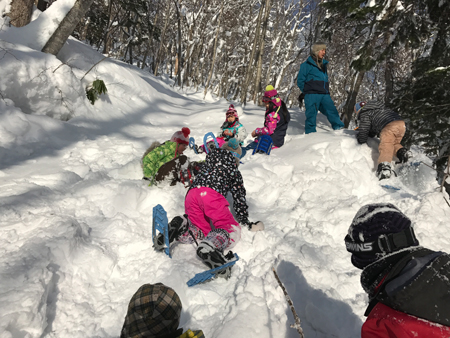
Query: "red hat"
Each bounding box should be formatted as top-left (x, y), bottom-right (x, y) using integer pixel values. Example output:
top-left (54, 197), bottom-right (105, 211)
top-left (262, 85), bottom-right (281, 107)
top-left (170, 127), bottom-right (190, 145)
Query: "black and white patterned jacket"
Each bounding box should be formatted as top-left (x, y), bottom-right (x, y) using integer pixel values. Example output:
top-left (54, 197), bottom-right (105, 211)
top-left (357, 101), bottom-right (403, 144)
top-left (189, 149), bottom-right (249, 223)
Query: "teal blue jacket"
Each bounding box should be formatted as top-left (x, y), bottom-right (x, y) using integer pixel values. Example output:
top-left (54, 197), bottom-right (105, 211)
top-left (297, 56), bottom-right (330, 94)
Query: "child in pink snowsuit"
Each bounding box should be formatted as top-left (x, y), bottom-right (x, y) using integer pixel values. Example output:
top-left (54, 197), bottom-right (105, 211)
top-left (159, 139), bottom-right (260, 272)
top-left (182, 139), bottom-right (248, 250)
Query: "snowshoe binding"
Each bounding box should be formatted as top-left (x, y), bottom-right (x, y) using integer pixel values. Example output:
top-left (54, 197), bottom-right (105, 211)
top-left (154, 213), bottom-right (189, 255)
top-left (196, 241), bottom-right (234, 279)
top-left (377, 162), bottom-right (392, 181)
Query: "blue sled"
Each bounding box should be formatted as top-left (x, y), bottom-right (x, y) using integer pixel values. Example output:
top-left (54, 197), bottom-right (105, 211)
top-left (381, 184), bottom-right (400, 191)
top-left (187, 253), bottom-right (239, 287)
top-left (189, 137), bottom-right (198, 154)
top-left (152, 204), bottom-right (172, 258)
top-left (203, 132), bottom-right (219, 154)
top-left (252, 135), bottom-right (273, 155)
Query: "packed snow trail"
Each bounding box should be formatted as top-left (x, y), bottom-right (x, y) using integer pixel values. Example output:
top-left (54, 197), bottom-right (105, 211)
top-left (0, 36), bottom-right (449, 338)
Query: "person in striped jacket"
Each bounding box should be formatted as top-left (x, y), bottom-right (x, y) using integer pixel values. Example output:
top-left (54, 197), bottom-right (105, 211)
top-left (355, 101), bottom-right (410, 180)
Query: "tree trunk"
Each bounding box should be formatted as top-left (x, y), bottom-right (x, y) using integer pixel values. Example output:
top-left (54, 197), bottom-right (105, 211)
top-left (240, 3), bottom-right (264, 104)
top-left (384, 58), bottom-right (394, 105)
top-left (42, 0), bottom-right (95, 55)
top-left (102, 0), bottom-right (114, 55)
top-left (173, 0), bottom-right (183, 87)
top-left (154, 3), bottom-right (172, 76)
top-left (252, 0), bottom-right (272, 103)
top-left (342, 71), bottom-right (365, 127)
top-left (9, 0), bottom-right (34, 27)
top-left (203, 1), bottom-right (225, 98)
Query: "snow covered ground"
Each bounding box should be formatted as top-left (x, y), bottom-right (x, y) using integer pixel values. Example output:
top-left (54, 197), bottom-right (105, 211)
top-left (1, 7), bottom-right (450, 338)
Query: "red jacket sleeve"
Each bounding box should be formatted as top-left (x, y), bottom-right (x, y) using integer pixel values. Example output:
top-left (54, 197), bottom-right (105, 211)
top-left (362, 302), bottom-right (450, 338)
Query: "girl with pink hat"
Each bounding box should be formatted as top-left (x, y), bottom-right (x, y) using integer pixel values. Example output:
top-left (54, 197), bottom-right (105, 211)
top-left (251, 85), bottom-right (291, 148)
top-left (216, 104), bottom-right (247, 146)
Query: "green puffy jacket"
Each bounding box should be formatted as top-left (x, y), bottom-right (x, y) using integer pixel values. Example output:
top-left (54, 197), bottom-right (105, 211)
top-left (142, 141), bottom-right (179, 183)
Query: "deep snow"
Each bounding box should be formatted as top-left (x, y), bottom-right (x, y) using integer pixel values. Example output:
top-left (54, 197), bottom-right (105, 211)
top-left (1, 4), bottom-right (450, 338)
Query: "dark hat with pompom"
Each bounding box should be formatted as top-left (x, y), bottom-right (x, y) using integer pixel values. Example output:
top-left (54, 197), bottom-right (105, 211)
top-left (345, 203), bottom-right (419, 269)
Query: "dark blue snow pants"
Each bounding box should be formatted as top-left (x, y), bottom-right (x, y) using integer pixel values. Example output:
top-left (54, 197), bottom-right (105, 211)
top-left (304, 93), bottom-right (344, 134)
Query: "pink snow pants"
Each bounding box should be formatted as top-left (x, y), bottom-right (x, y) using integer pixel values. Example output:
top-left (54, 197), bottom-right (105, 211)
top-left (185, 187), bottom-right (240, 239)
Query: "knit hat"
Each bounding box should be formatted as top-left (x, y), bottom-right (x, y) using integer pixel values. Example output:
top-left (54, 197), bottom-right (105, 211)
top-left (221, 138), bottom-right (242, 165)
top-left (226, 104), bottom-right (239, 120)
top-left (170, 127), bottom-right (190, 145)
top-left (120, 283), bottom-right (182, 338)
top-left (311, 42), bottom-right (327, 57)
top-left (262, 85), bottom-right (281, 107)
top-left (354, 101), bottom-right (366, 114)
top-left (345, 203), bottom-right (419, 269)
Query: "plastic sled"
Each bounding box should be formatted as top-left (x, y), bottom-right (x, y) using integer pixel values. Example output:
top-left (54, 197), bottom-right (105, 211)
top-left (252, 135), bottom-right (273, 155)
top-left (189, 137), bottom-right (198, 154)
top-left (203, 132), bottom-right (220, 154)
top-left (152, 204), bottom-right (172, 258)
top-left (187, 253), bottom-right (239, 287)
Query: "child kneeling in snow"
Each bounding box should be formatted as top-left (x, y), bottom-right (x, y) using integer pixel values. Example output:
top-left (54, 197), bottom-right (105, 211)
top-left (345, 203), bottom-right (450, 337)
top-left (142, 127), bottom-right (200, 186)
top-left (354, 101), bottom-right (410, 180)
top-left (120, 283), bottom-right (205, 338)
top-left (156, 139), bottom-right (263, 273)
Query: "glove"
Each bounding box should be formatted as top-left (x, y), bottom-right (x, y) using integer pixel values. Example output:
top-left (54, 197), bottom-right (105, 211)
top-left (298, 93), bottom-right (305, 107)
top-left (241, 219), bottom-right (265, 232)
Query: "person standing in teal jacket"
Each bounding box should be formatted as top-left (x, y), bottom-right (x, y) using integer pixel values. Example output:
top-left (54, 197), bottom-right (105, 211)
top-left (297, 42), bottom-right (344, 134)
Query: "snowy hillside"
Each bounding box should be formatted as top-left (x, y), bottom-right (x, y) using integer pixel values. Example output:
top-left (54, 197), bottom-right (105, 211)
top-left (1, 22), bottom-right (450, 338)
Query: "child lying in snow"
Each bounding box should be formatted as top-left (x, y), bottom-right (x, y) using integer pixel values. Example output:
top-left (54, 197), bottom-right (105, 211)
top-left (141, 127), bottom-right (200, 186)
top-left (156, 139), bottom-right (264, 274)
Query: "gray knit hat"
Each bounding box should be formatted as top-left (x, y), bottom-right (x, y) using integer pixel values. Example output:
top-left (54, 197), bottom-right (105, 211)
top-left (311, 42), bottom-right (327, 56)
top-left (221, 138), bottom-right (242, 165)
top-left (120, 283), bottom-right (182, 338)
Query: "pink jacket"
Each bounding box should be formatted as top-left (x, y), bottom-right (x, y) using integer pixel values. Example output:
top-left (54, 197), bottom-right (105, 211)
top-left (254, 109), bottom-right (281, 136)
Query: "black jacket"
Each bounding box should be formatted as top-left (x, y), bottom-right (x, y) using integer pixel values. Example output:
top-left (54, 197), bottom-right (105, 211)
top-left (189, 149), bottom-right (249, 223)
top-left (270, 102), bottom-right (290, 147)
top-left (361, 247), bottom-right (450, 326)
top-left (357, 100), bottom-right (403, 144)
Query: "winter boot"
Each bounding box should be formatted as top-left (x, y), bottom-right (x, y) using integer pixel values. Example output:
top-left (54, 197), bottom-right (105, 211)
top-left (396, 148), bottom-right (411, 163)
top-left (377, 162), bottom-right (392, 180)
top-left (196, 229), bottom-right (232, 277)
top-left (156, 215), bottom-right (189, 248)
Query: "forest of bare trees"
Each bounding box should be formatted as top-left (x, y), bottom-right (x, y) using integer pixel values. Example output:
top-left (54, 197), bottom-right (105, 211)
top-left (5, 0), bottom-right (450, 171)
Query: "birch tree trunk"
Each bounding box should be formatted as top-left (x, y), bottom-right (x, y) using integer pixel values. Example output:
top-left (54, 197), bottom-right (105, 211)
top-left (154, 3), bottom-right (172, 76)
top-left (240, 3), bottom-right (264, 104)
top-left (252, 0), bottom-right (272, 103)
top-left (173, 0), bottom-right (183, 86)
top-left (203, 1), bottom-right (225, 98)
top-left (9, 0), bottom-right (34, 27)
top-left (102, 0), bottom-right (114, 55)
top-left (42, 0), bottom-right (95, 55)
